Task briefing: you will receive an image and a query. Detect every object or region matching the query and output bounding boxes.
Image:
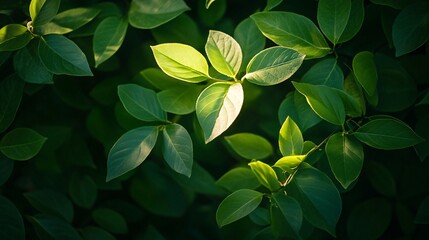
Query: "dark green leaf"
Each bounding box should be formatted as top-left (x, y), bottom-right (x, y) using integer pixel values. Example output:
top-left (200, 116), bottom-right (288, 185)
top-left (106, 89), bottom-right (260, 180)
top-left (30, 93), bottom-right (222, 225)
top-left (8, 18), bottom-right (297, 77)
top-left (13, 43), bottom-right (53, 84)
top-left (151, 43), bottom-right (209, 83)
top-left (392, 3), bottom-right (429, 56)
top-left (216, 167), bottom-right (261, 192)
top-left (157, 86), bottom-right (202, 115)
top-left (415, 196), bottom-right (429, 224)
top-left (107, 126), bottom-right (159, 181)
top-left (92, 208), bottom-right (128, 234)
top-left (375, 54), bottom-right (417, 112)
top-left (338, 0), bottom-right (364, 43)
top-left (69, 175), bottom-right (98, 209)
top-left (287, 164), bottom-right (342, 236)
top-left (196, 82), bottom-right (244, 143)
top-left (0, 128), bottom-right (47, 161)
top-left (326, 133), bottom-right (364, 189)
top-left (369, 0), bottom-right (402, 9)
top-left (130, 162), bottom-right (189, 217)
top-left (249, 161), bottom-right (281, 191)
top-left (24, 189), bottom-right (74, 223)
top-left (251, 12), bottom-right (331, 58)
top-left (162, 123), bottom-right (193, 177)
top-left (234, 18), bottom-right (266, 73)
top-left (29, 214), bottom-right (82, 240)
top-left (224, 133), bottom-right (273, 160)
top-left (301, 58), bottom-right (344, 89)
top-left (128, 0), bottom-right (190, 29)
top-left (206, 30), bottom-right (242, 78)
top-left (278, 91), bottom-right (322, 132)
top-left (141, 225), bottom-right (166, 240)
top-left (38, 35), bottom-right (93, 76)
top-left (36, 7), bottom-right (100, 35)
top-left (343, 73), bottom-right (366, 116)
top-left (352, 51), bottom-right (377, 96)
top-left (354, 118), bottom-right (423, 150)
top-left (0, 74), bottom-right (24, 133)
top-left (80, 226), bottom-right (116, 240)
top-left (0, 154), bottom-right (13, 185)
top-left (0, 195), bottom-right (25, 240)
top-left (249, 207), bottom-right (270, 226)
top-left (347, 198), bottom-right (392, 240)
top-left (317, 0), bottom-right (351, 45)
top-left (271, 193), bottom-right (302, 239)
top-left (366, 161), bottom-right (396, 197)
top-left (293, 82), bottom-right (345, 126)
top-left (0, 24), bottom-right (32, 51)
top-left (93, 17), bottom-right (128, 67)
top-left (244, 46), bottom-right (304, 86)
top-left (118, 84), bottom-right (166, 122)
top-left (265, 0), bottom-right (283, 11)
top-left (151, 14), bottom-right (204, 50)
top-left (279, 116), bottom-right (304, 156)
top-left (216, 189), bottom-right (263, 227)
top-left (136, 68), bottom-right (190, 90)
top-left (30, 0), bottom-right (61, 27)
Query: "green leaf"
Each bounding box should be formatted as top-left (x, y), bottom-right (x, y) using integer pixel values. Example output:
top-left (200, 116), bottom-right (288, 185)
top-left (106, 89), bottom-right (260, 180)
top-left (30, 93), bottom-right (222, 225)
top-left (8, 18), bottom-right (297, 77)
top-left (130, 162), bottom-right (189, 217)
top-left (249, 207), bottom-right (270, 226)
top-left (352, 51), bottom-right (377, 96)
top-left (375, 54), bottom-right (417, 112)
top-left (29, 215), bottom-right (82, 240)
top-left (244, 46), bottom-right (304, 86)
top-left (136, 68), bottom-right (190, 90)
top-left (206, 0), bottom-right (216, 8)
top-left (392, 3), bottom-right (429, 56)
top-left (265, 0), bottom-right (283, 11)
top-left (151, 43), bottom-right (209, 83)
top-left (0, 154), bottom-right (13, 185)
top-left (251, 12), bottom-right (331, 58)
top-left (343, 73), bottom-right (366, 116)
top-left (36, 7), bottom-right (100, 35)
top-left (0, 74), bottom-right (24, 133)
top-left (317, 0), bottom-right (351, 45)
top-left (216, 167), bottom-right (261, 192)
top-left (157, 86), bottom-right (202, 115)
top-left (274, 155), bottom-right (306, 172)
top-left (205, 30), bottom-right (242, 78)
top-left (80, 227), bottom-right (116, 240)
top-left (354, 119), bottom-right (424, 150)
top-left (369, 0), bottom-right (402, 9)
top-left (38, 35), bottom-right (93, 76)
top-left (415, 196), bottom-right (429, 224)
top-left (0, 195), bottom-right (25, 240)
top-left (69, 174), bottom-right (97, 209)
top-left (301, 58), bottom-right (344, 89)
top-left (0, 24), bottom-right (33, 51)
top-left (224, 133), bottom-right (273, 160)
top-left (151, 14), bottom-right (204, 50)
top-left (0, 128), bottom-right (47, 161)
top-left (92, 208), bottom-right (128, 234)
top-left (29, 0), bottom-right (61, 27)
top-left (325, 133), bottom-right (364, 189)
top-left (196, 82), bottom-right (244, 143)
top-left (366, 161), bottom-right (396, 197)
top-left (13, 43), bottom-right (53, 84)
top-left (248, 161), bottom-right (281, 191)
top-left (338, 0), bottom-right (364, 43)
top-left (278, 91), bottom-right (322, 132)
top-left (93, 17), bottom-right (128, 67)
top-left (216, 189), bottom-right (263, 227)
top-left (293, 82), bottom-right (345, 126)
top-left (128, 0), bottom-right (190, 29)
top-left (24, 189), bottom-right (74, 223)
top-left (279, 116), bottom-right (304, 156)
top-left (287, 164), bottom-right (342, 236)
top-left (271, 193), bottom-right (302, 239)
top-left (162, 123), bottom-right (193, 177)
top-left (106, 126), bottom-right (159, 181)
top-left (347, 198), bottom-right (392, 240)
top-left (118, 84), bottom-right (166, 122)
top-left (234, 18), bottom-right (266, 73)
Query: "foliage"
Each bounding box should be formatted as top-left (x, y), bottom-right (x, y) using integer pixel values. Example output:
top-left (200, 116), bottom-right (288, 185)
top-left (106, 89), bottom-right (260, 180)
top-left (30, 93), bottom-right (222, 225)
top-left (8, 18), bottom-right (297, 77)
top-left (1, 0), bottom-right (429, 239)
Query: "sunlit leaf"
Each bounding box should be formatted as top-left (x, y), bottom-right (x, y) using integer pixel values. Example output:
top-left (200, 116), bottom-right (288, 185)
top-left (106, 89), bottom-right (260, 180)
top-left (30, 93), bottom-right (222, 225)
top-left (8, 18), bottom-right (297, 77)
top-left (196, 82), bottom-right (244, 143)
top-left (249, 161), bottom-right (281, 191)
